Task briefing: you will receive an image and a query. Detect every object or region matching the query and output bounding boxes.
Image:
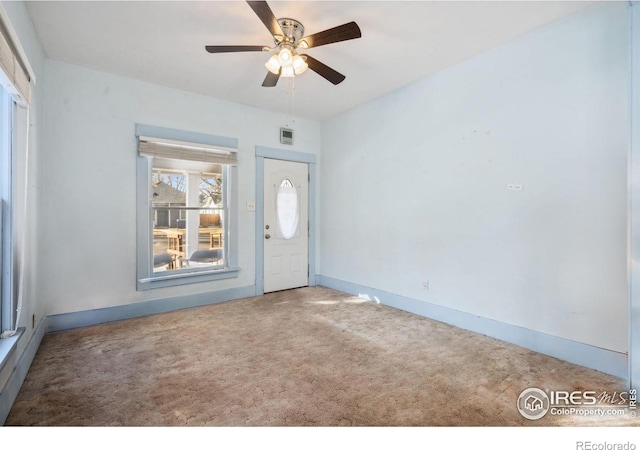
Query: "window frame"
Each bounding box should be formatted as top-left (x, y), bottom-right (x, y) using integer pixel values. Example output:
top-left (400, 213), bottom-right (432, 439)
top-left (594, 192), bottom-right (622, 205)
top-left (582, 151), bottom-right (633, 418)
top-left (135, 124), bottom-right (239, 290)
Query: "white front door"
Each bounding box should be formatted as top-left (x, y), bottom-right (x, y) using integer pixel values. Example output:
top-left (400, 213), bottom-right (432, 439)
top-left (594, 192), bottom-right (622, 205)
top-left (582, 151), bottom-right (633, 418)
top-left (263, 158), bottom-right (309, 293)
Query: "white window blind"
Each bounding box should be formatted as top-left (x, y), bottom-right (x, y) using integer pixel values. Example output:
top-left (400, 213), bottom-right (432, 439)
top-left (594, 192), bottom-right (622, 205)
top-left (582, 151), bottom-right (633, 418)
top-left (138, 136), bottom-right (238, 165)
top-left (0, 5), bottom-right (34, 105)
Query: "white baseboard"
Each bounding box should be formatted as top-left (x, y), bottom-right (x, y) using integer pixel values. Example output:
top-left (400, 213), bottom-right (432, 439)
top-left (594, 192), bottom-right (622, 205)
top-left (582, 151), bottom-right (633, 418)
top-left (317, 275), bottom-right (627, 380)
top-left (47, 285), bottom-right (257, 332)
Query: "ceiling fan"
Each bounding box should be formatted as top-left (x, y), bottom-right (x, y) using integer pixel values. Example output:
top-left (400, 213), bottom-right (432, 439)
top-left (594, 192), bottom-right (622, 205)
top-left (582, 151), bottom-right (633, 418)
top-left (205, 0), bottom-right (361, 87)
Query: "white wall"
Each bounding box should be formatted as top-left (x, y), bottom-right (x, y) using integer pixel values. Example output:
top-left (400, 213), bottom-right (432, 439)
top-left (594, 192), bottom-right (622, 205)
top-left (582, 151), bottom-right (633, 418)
top-left (39, 60), bottom-right (321, 315)
top-left (320, 2), bottom-right (629, 353)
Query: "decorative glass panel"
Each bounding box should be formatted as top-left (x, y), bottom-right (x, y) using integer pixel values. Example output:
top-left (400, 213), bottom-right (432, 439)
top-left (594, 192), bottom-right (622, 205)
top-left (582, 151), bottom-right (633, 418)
top-left (277, 179), bottom-right (299, 240)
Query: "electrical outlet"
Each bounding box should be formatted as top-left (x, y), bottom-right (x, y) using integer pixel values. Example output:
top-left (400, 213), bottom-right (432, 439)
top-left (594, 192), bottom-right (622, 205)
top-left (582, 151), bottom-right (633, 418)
top-left (247, 201), bottom-right (256, 212)
top-left (422, 280), bottom-right (430, 290)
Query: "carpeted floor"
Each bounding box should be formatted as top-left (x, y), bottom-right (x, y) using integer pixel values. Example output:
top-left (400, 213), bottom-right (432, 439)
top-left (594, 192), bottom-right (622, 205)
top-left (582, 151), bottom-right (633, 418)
top-left (5, 286), bottom-right (637, 426)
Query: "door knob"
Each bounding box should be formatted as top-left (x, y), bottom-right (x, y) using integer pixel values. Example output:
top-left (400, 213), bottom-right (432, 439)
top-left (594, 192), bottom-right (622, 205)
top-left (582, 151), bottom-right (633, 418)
top-left (265, 234), bottom-right (271, 239)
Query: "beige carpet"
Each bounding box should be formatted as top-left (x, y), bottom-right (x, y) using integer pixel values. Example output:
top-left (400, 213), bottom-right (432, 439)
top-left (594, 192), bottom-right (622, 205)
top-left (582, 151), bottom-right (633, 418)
top-left (5, 286), bottom-right (636, 426)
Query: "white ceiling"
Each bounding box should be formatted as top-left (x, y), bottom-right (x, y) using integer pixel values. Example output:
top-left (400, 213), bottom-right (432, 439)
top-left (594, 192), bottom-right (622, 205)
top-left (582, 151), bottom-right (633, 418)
top-left (25, 0), bottom-right (596, 121)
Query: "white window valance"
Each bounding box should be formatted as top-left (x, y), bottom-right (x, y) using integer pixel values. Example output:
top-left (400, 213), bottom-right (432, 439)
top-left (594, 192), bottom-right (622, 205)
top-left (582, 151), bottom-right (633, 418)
top-left (138, 136), bottom-right (238, 166)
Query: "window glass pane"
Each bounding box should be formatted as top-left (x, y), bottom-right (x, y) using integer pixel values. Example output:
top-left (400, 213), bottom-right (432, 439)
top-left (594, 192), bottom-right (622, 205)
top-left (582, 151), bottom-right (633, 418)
top-left (0, 86), bottom-right (13, 329)
top-left (277, 178), bottom-right (299, 240)
top-left (199, 175), bottom-right (222, 208)
top-left (151, 168), bottom-right (226, 273)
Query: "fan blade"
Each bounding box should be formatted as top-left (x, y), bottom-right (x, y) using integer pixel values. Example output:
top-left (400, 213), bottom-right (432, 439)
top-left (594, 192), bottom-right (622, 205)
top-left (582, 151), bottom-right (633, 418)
top-left (299, 22), bottom-right (361, 49)
top-left (262, 69), bottom-right (280, 87)
top-left (246, 1), bottom-right (284, 38)
top-left (205, 45), bottom-right (266, 53)
top-left (302, 55), bottom-right (346, 85)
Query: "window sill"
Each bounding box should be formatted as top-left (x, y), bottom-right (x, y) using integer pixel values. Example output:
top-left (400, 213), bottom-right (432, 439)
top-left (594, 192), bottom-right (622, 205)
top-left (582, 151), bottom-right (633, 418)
top-left (0, 327), bottom-right (25, 374)
top-left (137, 266), bottom-right (240, 290)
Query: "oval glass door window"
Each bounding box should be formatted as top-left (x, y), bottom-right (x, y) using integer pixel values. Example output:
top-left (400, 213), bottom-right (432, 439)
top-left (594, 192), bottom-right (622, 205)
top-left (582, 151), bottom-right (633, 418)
top-left (276, 179), bottom-right (299, 240)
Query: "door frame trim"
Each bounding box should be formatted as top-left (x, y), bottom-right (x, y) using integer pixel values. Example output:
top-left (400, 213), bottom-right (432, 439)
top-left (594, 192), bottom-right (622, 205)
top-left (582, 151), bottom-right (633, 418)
top-left (255, 146), bottom-right (316, 295)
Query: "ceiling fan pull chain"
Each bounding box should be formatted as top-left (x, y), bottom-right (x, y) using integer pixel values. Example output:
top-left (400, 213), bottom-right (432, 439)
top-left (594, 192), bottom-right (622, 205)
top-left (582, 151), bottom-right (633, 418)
top-left (283, 76), bottom-right (295, 124)
top-left (291, 77), bottom-right (296, 124)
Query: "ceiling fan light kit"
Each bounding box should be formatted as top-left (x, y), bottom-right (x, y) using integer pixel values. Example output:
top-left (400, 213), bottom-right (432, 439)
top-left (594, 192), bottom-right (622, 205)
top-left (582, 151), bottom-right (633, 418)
top-left (265, 39), bottom-right (309, 76)
top-left (205, 0), bottom-right (361, 87)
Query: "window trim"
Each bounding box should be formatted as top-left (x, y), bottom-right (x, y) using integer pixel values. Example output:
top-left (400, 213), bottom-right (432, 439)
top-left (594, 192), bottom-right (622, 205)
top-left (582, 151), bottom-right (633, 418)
top-left (135, 124), bottom-right (239, 290)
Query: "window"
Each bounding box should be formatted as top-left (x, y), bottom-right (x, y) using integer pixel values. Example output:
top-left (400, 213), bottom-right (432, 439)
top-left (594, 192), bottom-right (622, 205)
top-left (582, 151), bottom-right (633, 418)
top-left (0, 5), bottom-right (35, 343)
top-left (136, 125), bottom-right (239, 290)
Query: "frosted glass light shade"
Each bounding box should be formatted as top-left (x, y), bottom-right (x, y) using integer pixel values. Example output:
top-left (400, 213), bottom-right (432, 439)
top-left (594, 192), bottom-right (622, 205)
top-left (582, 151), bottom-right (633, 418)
top-left (278, 47), bottom-right (293, 66)
top-left (265, 55), bottom-right (280, 74)
top-left (281, 65), bottom-right (295, 78)
top-left (292, 55), bottom-right (308, 75)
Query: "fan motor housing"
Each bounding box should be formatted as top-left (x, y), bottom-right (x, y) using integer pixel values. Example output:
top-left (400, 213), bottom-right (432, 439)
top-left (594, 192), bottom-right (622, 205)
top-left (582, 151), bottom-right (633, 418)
top-left (276, 18), bottom-right (305, 46)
